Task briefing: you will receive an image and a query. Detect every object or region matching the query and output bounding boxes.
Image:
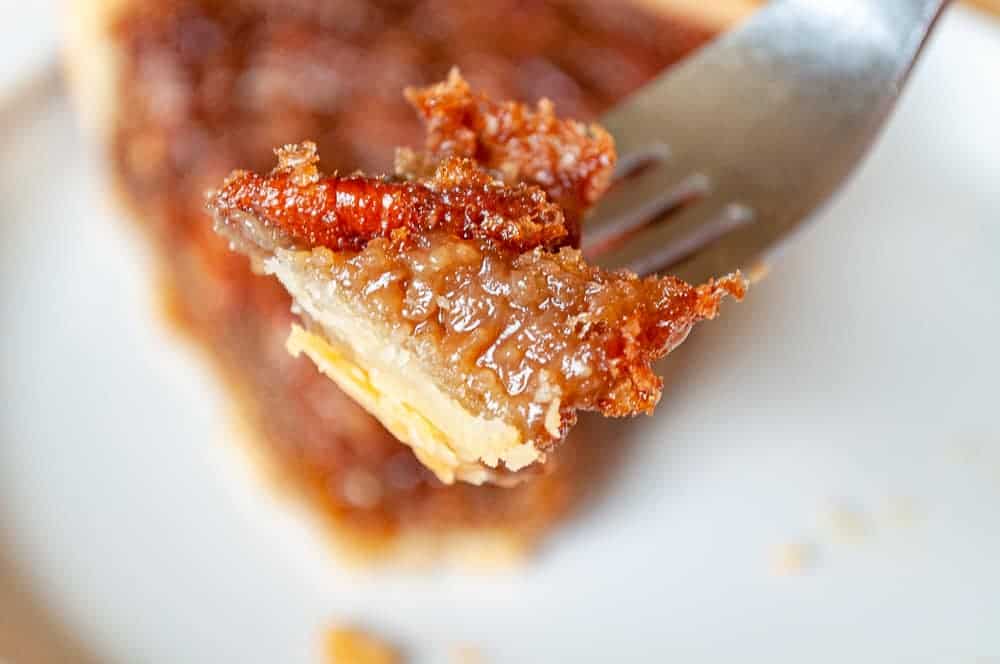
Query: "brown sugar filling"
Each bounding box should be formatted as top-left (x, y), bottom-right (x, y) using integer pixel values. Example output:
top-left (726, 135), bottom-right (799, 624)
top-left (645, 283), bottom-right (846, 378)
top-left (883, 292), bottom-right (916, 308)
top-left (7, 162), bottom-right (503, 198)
top-left (109, 0), bottom-right (721, 548)
top-left (270, 233), bottom-right (742, 451)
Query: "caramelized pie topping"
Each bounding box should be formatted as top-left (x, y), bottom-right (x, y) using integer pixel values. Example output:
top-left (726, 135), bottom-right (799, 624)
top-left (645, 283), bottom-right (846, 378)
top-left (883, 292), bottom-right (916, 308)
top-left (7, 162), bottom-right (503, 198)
top-left (212, 141), bottom-right (571, 255)
top-left (402, 69), bottom-right (617, 236)
top-left (208, 76), bottom-right (744, 482)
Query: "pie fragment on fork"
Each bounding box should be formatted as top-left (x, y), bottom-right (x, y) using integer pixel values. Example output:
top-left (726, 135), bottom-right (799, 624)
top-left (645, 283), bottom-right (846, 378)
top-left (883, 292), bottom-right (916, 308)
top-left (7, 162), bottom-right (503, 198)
top-left (208, 72), bottom-right (745, 485)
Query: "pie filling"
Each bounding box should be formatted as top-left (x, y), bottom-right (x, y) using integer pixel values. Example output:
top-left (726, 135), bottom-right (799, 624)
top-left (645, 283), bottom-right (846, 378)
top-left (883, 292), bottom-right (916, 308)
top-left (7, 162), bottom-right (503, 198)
top-left (208, 75), bottom-right (745, 484)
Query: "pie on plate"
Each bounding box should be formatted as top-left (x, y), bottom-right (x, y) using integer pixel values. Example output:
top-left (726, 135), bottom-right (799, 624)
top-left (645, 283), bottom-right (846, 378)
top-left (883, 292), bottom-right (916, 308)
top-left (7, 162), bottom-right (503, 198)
top-left (66, 0), bottom-right (754, 563)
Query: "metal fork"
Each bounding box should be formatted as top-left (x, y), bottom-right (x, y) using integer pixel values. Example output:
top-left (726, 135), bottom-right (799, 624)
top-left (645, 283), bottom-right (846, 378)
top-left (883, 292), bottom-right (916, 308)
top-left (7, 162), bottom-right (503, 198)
top-left (584, 0), bottom-right (950, 283)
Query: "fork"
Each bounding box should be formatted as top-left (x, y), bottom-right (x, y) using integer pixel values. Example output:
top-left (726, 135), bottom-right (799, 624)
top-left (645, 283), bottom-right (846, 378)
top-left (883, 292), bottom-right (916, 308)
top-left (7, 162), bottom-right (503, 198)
top-left (583, 0), bottom-right (950, 283)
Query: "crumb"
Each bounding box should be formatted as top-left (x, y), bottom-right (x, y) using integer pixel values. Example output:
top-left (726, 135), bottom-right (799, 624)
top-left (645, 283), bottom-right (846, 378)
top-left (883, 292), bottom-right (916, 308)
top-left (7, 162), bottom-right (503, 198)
top-left (451, 645), bottom-right (485, 664)
top-left (824, 504), bottom-right (869, 542)
top-left (770, 541), bottom-right (814, 576)
top-left (326, 627), bottom-right (400, 664)
top-left (880, 496), bottom-right (922, 527)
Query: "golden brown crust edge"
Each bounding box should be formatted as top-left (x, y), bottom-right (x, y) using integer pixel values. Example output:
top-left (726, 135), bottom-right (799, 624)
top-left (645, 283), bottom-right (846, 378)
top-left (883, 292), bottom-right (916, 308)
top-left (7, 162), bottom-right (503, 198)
top-left (63, 0), bottom-right (131, 142)
top-left (967, 0), bottom-right (1000, 16)
top-left (633, 0), bottom-right (759, 28)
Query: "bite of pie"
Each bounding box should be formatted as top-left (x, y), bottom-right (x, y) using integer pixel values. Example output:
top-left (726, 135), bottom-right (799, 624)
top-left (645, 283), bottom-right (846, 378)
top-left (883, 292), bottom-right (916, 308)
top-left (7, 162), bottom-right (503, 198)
top-left (208, 73), bottom-right (744, 485)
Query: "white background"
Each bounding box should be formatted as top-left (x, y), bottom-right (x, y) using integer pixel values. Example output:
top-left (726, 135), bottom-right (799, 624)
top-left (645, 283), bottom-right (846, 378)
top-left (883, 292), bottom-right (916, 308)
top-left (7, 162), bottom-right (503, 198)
top-left (1, 5), bottom-right (998, 662)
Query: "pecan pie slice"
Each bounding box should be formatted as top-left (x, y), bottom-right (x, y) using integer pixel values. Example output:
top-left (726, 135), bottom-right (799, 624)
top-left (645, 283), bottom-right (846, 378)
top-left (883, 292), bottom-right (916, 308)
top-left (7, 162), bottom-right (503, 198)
top-left (209, 80), bottom-right (744, 484)
top-left (69, 0), bottom-right (752, 559)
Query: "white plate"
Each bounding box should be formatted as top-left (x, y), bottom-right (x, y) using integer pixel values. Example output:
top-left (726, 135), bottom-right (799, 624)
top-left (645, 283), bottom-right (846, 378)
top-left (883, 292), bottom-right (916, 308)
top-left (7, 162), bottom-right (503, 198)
top-left (2, 7), bottom-right (999, 663)
top-left (0, 0), bottom-right (59, 106)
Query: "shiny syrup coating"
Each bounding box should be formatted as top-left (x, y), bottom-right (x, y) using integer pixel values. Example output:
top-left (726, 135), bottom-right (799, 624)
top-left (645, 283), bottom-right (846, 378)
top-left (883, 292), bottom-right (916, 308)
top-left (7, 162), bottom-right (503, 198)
top-left (284, 233), bottom-right (744, 450)
top-left (211, 142), bottom-right (571, 254)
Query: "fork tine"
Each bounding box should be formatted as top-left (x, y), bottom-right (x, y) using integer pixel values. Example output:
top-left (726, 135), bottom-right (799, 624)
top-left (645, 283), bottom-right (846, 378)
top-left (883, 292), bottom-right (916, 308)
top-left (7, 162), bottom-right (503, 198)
top-left (581, 167), bottom-right (709, 256)
top-left (588, 197), bottom-right (755, 276)
top-left (586, 0), bottom-right (949, 282)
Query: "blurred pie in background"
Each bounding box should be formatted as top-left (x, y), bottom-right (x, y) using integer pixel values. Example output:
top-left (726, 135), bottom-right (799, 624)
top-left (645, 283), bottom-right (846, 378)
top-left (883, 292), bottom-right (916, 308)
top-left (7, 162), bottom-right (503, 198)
top-left (65, 0), bottom-right (754, 564)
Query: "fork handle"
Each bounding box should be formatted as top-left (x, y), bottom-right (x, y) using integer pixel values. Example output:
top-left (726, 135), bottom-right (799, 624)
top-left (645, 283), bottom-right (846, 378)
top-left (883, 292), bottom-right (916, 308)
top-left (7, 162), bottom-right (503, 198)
top-left (774, 0), bottom-right (950, 32)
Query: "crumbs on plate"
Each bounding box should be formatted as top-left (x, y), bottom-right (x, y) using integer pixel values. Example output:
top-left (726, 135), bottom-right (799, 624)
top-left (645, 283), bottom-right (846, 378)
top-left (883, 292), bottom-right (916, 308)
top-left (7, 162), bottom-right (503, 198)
top-left (326, 627), bottom-right (400, 664)
top-left (823, 503), bottom-right (870, 542)
top-left (769, 541), bottom-right (814, 576)
top-left (451, 645), bottom-right (486, 664)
